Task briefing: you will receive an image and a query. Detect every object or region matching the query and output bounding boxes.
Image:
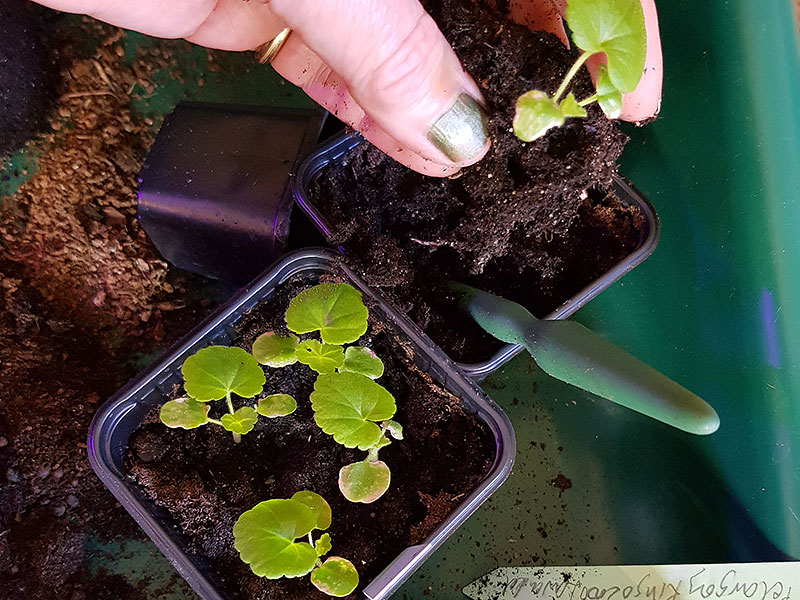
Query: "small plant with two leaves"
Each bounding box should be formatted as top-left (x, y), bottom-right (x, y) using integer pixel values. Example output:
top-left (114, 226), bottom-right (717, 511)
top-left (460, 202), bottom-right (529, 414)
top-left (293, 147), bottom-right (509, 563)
top-left (513, 0), bottom-right (647, 142)
top-left (253, 282), bottom-right (404, 504)
top-left (233, 491), bottom-right (359, 597)
top-left (159, 345), bottom-right (298, 443)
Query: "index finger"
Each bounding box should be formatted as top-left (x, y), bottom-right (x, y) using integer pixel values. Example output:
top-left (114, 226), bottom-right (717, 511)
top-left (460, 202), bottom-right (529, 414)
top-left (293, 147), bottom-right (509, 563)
top-left (30, 0), bottom-right (283, 50)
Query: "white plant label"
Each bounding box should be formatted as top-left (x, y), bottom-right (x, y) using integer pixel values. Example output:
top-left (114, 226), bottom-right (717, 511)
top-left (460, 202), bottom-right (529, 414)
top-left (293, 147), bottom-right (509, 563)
top-left (463, 563), bottom-right (800, 600)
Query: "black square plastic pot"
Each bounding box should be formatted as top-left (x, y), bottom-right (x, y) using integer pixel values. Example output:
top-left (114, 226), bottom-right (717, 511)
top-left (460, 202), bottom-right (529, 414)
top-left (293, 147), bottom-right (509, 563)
top-left (87, 248), bottom-right (515, 600)
top-left (291, 133), bottom-right (661, 380)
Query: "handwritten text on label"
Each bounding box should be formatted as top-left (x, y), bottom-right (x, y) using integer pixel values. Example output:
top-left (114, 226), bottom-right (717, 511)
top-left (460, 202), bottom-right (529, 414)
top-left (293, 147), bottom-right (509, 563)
top-left (462, 563), bottom-right (799, 600)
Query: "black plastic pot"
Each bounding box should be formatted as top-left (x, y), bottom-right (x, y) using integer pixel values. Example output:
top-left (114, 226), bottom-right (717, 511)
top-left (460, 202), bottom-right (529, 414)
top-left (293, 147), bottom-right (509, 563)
top-left (87, 248), bottom-right (515, 600)
top-left (291, 133), bottom-right (661, 380)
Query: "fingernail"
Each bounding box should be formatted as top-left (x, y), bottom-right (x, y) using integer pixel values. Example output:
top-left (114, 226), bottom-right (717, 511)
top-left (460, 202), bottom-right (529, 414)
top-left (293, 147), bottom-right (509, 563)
top-left (427, 93), bottom-right (489, 163)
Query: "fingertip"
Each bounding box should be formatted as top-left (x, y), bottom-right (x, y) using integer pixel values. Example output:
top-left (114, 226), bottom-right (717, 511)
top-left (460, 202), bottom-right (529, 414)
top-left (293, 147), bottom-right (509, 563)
top-left (583, 0), bottom-right (662, 123)
top-left (626, 0), bottom-right (663, 122)
top-left (620, 4), bottom-right (662, 122)
top-left (425, 93), bottom-right (491, 164)
top-left (451, 136), bottom-right (491, 169)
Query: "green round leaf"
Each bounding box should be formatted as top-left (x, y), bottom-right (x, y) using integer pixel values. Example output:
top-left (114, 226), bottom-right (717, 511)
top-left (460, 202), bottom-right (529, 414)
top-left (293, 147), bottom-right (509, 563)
top-left (595, 64), bottom-right (623, 119)
top-left (182, 346), bottom-right (265, 402)
top-left (513, 90), bottom-right (564, 142)
top-left (311, 372), bottom-right (396, 450)
top-left (565, 0), bottom-right (647, 92)
top-left (314, 533), bottom-right (332, 558)
top-left (257, 394), bottom-right (297, 418)
top-left (339, 346), bottom-right (384, 379)
top-left (339, 460), bottom-right (391, 504)
top-left (311, 557), bottom-right (359, 597)
top-left (252, 332), bottom-right (299, 368)
top-left (296, 340), bottom-right (345, 374)
top-left (159, 398), bottom-right (209, 429)
top-left (233, 498), bottom-right (319, 579)
top-left (291, 491), bottom-right (332, 531)
top-left (559, 93), bottom-right (588, 118)
top-left (285, 283), bottom-right (368, 345)
top-left (220, 406), bottom-right (258, 435)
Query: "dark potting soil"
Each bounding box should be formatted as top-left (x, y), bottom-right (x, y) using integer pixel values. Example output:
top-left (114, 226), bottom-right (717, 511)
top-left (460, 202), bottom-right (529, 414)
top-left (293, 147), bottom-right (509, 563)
top-left (0, 0), bottom-right (58, 157)
top-left (125, 272), bottom-right (495, 600)
top-left (310, 0), bottom-right (645, 364)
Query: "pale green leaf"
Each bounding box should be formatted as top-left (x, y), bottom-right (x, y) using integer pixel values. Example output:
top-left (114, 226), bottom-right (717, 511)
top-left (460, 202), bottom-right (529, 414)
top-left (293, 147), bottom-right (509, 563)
top-left (182, 346), bottom-right (265, 402)
top-left (311, 372), bottom-right (396, 450)
top-left (314, 533), bottom-right (332, 557)
top-left (513, 90), bottom-right (564, 142)
top-left (159, 398), bottom-right (209, 429)
top-left (339, 346), bottom-right (384, 379)
top-left (291, 491), bottom-right (332, 531)
top-left (595, 64), bottom-right (623, 118)
top-left (220, 406), bottom-right (258, 435)
top-left (339, 460), bottom-right (391, 504)
top-left (565, 0), bottom-right (647, 92)
top-left (252, 332), bottom-right (298, 368)
top-left (296, 340), bottom-right (345, 374)
top-left (559, 93), bottom-right (588, 118)
top-left (385, 419), bottom-right (404, 441)
top-left (373, 436), bottom-right (391, 450)
top-left (256, 394), bottom-right (297, 418)
top-left (311, 557), bottom-right (360, 597)
top-left (233, 498), bottom-right (319, 578)
top-left (285, 283), bottom-right (368, 345)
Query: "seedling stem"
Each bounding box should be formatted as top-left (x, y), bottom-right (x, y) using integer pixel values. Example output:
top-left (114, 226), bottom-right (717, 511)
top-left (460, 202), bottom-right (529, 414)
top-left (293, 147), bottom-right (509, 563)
top-left (225, 391), bottom-right (241, 443)
top-left (552, 51), bottom-right (592, 104)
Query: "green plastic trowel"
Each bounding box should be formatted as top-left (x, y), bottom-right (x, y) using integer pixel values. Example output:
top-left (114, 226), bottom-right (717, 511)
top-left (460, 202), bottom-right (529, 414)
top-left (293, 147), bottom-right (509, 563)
top-left (452, 284), bottom-right (720, 435)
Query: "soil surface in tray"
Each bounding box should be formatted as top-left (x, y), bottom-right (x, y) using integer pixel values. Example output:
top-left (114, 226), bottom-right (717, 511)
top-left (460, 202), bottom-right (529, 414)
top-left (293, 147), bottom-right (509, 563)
top-left (126, 273), bottom-right (495, 600)
top-left (310, 0), bottom-right (646, 364)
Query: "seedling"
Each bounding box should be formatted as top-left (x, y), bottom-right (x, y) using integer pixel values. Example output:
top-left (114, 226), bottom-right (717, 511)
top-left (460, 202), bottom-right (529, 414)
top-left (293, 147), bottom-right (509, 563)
top-left (252, 332), bottom-right (299, 367)
top-left (339, 346), bottom-right (384, 379)
top-left (159, 345), bottom-right (296, 442)
top-left (285, 282), bottom-right (368, 345)
top-left (513, 0), bottom-right (647, 142)
top-left (254, 282), bottom-right (403, 503)
top-left (233, 491), bottom-right (359, 597)
top-left (311, 372), bottom-right (403, 503)
top-left (256, 394), bottom-right (298, 418)
top-left (296, 339), bottom-right (345, 374)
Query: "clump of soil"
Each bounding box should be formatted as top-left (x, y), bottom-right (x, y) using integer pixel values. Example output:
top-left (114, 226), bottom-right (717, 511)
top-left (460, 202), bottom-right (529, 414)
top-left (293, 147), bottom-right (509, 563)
top-left (126, 273), bottom-right (496, 600)
top-left (310, 0), bottom-right (646, 363)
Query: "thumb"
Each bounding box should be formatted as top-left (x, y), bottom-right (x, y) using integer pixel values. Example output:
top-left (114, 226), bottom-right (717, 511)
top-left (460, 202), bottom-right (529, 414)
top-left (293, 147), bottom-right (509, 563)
top-left (267, 0), bottom-right (490, 171)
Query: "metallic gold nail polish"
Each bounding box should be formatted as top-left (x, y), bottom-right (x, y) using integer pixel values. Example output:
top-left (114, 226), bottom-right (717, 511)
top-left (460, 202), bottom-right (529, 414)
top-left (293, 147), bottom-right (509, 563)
top-left (427, 93), bottom-right (489, 163)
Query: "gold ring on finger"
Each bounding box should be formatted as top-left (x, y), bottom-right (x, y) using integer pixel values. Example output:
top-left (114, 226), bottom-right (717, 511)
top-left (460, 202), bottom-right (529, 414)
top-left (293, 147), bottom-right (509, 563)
top-left (255, 27), bottom-right (292, 65)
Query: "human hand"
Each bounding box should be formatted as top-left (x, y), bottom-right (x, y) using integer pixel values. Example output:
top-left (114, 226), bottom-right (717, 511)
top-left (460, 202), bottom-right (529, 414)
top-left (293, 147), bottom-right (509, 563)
top-left (32, 0), bottom-right (662, 176)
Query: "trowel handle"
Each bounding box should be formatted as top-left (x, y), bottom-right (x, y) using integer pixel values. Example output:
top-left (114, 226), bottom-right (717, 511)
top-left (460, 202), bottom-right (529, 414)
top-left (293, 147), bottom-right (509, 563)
top-left (528, 319), bottom-right (720, 435)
